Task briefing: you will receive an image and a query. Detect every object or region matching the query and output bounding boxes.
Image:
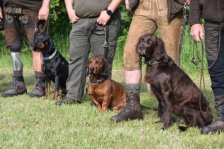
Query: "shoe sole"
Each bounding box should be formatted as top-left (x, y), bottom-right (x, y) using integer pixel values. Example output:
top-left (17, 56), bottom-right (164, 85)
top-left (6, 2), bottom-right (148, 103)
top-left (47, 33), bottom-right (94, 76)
top-left (1, 91), bottom-right (27, 98)
top-left (29, 94), bottom-right (45, 98)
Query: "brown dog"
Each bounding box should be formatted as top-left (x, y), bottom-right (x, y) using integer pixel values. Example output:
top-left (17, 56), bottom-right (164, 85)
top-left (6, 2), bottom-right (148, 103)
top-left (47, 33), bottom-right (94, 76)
top-left (136, 34), bottom-right (212, 129)
top-left (87, 56), bottom-right (126, 112)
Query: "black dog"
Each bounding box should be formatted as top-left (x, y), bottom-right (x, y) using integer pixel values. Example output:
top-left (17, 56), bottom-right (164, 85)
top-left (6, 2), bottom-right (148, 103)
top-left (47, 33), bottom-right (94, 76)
top-left (136, 34), bottom-right (212, 129)
top-left (33, 33), bottom-right (68, 99)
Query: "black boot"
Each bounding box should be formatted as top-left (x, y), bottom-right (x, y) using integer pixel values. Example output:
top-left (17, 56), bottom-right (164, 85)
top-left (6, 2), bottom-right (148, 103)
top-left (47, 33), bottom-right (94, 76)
top-left (201, 96), bottom-right (224, 134)
top-left (111, 92), bottom-right (143, 122)
top-left (29, 72), bottom-right (45, 98)
top-left (1, 76), bottom-right (27, 97)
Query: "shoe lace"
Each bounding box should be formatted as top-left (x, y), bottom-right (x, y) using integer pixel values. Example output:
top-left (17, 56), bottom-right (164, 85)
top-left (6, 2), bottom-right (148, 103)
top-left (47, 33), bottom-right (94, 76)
top-left (32, 78), bottom-right (45, 92)
top-left (10, 78), bottom-right (18, 90)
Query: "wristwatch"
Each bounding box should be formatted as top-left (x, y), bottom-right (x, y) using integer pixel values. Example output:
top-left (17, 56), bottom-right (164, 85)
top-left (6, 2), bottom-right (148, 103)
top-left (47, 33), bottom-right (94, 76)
top-left (104, 8), bottom-right (113, 16)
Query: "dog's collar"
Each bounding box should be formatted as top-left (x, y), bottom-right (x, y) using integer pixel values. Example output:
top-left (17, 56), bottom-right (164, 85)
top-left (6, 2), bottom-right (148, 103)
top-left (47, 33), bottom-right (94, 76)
top-left (90, 79), bottom-right (105, 85)
top-left (145, 57), bottom-right (171, 65)
top-left (43, 50), bottom-right (58, 62)
top-left (89, 74), bottom-right (109, 85)
top-left (145, 58), bottom-right (161, 65)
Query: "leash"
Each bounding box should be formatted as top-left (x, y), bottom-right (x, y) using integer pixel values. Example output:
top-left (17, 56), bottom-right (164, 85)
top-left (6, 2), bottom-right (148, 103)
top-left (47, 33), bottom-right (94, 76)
top-left (191, 41), bottom-right (208, 101)
top-left (90, 21), bottom-right (109, 59)
top-left (35, 19), bottom-right (49, 34)
top-left (103, 25), bottom-right (109, 58)
top-left (192, 23), bottom-right (224, 70)
top-left (191, 23), bottom-right (224, 113)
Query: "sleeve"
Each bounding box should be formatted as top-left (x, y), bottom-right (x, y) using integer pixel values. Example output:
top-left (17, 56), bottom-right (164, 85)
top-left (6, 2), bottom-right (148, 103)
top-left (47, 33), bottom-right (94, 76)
top-left (189, 0), bottom-right (202, 26)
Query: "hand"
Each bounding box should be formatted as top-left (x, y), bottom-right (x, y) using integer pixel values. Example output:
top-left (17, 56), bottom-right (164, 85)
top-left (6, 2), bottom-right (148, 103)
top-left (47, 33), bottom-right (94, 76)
top-left (190, 24), bottom-right (204, 42)
top-left (125, 0), bottom-right (131, 11)
top-left (38, 5), bottom-right (49, 20)
top-left (67, 8), bottom-right (79, 23)
top-left (0, 7), bottom-right (3, 19)
top-left (186, 0), bottom-right (190, 5)
top-left (97, 10), bottom-right (111, 26)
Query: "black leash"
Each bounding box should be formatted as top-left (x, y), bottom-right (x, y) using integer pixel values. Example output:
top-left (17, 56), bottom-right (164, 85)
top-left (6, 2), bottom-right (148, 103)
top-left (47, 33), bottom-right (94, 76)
top-left (91, 21), bottom-right (109, 59)
top-left (191, 22), bottom-right (224, 114)
top-left (191, 41), bottom-right (211, 114)
top-left (35, 19), bottom-right (49, 34)
top-left (191, 41), bottom-right (207, 97)
top-left (103, 25), bottom-right (109, 59)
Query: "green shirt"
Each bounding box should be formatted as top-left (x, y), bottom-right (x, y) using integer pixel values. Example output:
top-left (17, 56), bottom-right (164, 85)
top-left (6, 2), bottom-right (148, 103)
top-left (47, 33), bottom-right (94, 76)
top-left (74, 0), bottom-right (111, 18)
top-left (4, 0), bottom-right (42, 11)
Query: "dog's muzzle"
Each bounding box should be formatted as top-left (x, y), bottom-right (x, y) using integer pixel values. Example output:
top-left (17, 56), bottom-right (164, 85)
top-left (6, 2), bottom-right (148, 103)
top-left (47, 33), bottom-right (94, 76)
top-left (89, 67), bottom-right (95, 74)
top-left (33, 34), bottom-right (49, 51)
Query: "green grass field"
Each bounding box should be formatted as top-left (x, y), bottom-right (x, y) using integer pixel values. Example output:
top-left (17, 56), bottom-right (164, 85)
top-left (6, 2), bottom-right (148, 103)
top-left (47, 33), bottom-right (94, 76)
top-left (1, 25), bottom-right (224, 148)
top-left (0, 62), bottom-right (223, 148)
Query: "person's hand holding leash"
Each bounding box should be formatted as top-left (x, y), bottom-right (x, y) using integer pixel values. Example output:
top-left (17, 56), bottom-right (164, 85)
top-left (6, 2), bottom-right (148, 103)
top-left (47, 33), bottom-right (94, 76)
top-left (97, 0), bottom-right (122, 26)
top-left (190, 24), bottom-right (204, 42)
top-left (38, 0), bottom-right (49, 20)
top-left (97, 10), bottom-right (111, 26)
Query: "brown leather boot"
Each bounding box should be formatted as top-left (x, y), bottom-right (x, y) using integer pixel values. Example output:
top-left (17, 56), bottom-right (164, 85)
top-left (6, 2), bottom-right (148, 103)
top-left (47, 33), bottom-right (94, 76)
top-left (111, 92), bottom-right (143, 122)
top-left (201, 96), bottom-right (224, 134)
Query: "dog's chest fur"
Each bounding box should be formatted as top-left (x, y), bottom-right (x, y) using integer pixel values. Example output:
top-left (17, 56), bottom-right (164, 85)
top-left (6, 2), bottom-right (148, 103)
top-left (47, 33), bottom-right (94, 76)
top-left (87, 80), bottom-right (112, 100)
top-left (43, 54), bottom-right (68, 77)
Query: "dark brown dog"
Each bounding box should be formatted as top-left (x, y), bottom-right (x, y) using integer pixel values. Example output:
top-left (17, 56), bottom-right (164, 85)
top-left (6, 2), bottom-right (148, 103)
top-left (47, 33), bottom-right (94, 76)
top-left (136, 34), bottom-right (212, 129)
top-left (87, 56), bottom-right (126, 112)
top-left (33, 33), bottom-right (68, 99)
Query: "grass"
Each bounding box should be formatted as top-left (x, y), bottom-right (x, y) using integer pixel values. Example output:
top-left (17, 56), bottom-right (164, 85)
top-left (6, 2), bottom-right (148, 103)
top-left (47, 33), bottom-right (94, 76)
top-left (0, 25), bottom-right (223, 148)
top-left (0, 65), bottom-right (223, 148)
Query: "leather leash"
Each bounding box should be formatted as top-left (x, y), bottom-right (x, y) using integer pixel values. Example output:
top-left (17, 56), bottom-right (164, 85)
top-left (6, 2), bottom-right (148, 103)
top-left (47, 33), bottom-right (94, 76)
top-left (35, 19), bottom-right (49, 34)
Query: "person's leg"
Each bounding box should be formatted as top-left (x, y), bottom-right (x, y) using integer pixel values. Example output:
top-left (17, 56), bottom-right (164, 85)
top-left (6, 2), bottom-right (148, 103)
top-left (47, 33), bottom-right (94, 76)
top-left (201, 22), bottom-right (224, 134)
top-left (56, 19), bottom-right (90, 105)
top-left (157, 5), bottom-right (182, 65)
top-left (90, 11), bottom-right (121, 78)
top-left (111, 14), bottom-right (157, 122)
top-left (1, 10), bottom-right (27, 97)
top-left (22, 10), bottom-right (45, 97)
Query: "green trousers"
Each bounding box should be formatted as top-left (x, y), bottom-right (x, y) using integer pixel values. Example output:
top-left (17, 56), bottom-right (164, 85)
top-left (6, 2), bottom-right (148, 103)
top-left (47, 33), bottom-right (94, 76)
top-left (66, 11), bottom-right (120, 101)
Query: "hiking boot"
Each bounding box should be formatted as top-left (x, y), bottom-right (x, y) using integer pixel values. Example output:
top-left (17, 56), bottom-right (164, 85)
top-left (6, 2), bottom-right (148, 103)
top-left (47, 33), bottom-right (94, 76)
top-left (201, 121), bottom-right (224, 134)
top-left (55, 96), bottom-right (81, 106)
top-left (111, 92), bottom-right (143, 122)
top-left (1, 76), bottom-right (27, 97)
top-left (29, 75), bottom-right (45, 98)
top-left (201, 96), bottom-right (224, 134)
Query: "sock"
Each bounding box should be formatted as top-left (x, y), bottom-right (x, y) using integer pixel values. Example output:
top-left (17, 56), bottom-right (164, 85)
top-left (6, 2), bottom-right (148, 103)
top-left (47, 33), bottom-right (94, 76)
top-left (124, 84), bottom-right (141, 94)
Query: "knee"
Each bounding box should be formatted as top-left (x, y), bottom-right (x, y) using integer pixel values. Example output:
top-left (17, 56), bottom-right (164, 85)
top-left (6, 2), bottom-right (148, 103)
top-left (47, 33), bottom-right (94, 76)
top-left (8, 43), bottom-right (22, 52)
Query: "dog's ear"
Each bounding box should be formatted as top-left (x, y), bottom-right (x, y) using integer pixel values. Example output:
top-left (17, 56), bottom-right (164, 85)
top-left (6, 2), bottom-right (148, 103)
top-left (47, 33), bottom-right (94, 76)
top-left (86, 58), bottom-right (91, 77)
top-left (153, 37), bottom-right (168, 61)
top-left (102, 56), bottom-right (111, 76)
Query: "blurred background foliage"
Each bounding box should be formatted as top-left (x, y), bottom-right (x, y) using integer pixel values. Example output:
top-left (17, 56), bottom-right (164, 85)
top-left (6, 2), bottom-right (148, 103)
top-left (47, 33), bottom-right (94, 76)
top-left (0, 1), bottom-right (202, 74)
